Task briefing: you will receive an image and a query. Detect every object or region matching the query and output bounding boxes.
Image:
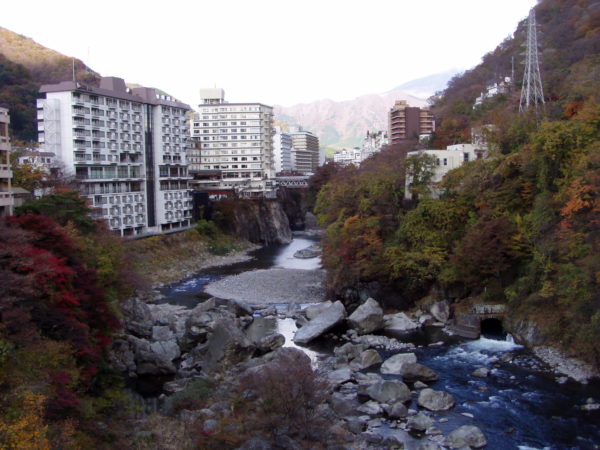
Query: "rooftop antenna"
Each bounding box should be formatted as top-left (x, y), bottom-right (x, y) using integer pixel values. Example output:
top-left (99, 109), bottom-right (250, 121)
top-left (519, 9), bottom-right (545, 113)
top-left (72, 58), bottom-right (76, 82)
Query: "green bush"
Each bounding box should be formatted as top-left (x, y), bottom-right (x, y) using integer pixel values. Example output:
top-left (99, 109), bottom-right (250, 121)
top-left (163, 377), bottom-right (215, 416)
top-left (194, 220), bottom-right (220, 239)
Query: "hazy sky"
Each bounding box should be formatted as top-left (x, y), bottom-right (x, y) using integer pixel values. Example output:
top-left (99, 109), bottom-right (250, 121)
top-left (3, 0), bottom-right (537, 107)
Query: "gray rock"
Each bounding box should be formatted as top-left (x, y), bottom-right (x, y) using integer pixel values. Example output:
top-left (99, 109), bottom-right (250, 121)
top-left (304, 301), bottom-right (333, 320)
top-left (380, 352), bottom-right (417, 374)
top-left (328, 367), bottom-right (354, 387)
top-left (417, 388), bottom-right (456, 411)
top-left (152, 325), bottom-right (174, 341)
top-left (294, 244), bottom-right (320, 259)
top-left (347, 298), bottom-right (384, 335)
top-left (294, 301), bottom-right (347, 344)
top-left (357, 400), bottom-right (383, 416)
top-left (430, 300), bottom-right (450, 323)
top-left (417, 443), bottom-right (443, 450)
top-left (386, 402), bottom-right (408, 419)
top-left (399, 362), bottom-right (438, 382)
top-left (407, 412), bottom-right (434, 431)
top-left (414, 381), bottom-right (428, 389)
top-left (334, 342), bottom-right (365, 360)
top-left (121, 298), bottom-right (154, 338)
top-left (256, 333), bottom-right (285, 354)
top-left (237, 436), bottom-right (274, 450)
top-left (329, 392), bottom-right (360, 417)
top-left (129, 336), bottom-right (180, 375)
top-left (472, 367), bottom-right (490, 378)
top-left (445, 425), bottom-right (487, 449)
top-left (202, 419), bottom-right (218, 433)
top-left (108, 338), bottom-right (136, 375)
top-left (383, 312), bottom-right (419, 332)
top-left (351, 349), bottom-right (383, 370)
top-left (366, 380), bottom-right (411, 404)
top-left (203, 319), bottom-right (256, 370)
top-left (345, 417), bottom-right (366, 434)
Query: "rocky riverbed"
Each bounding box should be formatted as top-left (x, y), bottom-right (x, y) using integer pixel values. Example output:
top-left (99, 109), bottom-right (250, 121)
top-left (204, 267), bottom-right (326, 304)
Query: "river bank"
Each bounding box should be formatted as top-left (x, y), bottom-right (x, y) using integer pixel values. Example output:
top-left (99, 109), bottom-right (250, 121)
top-left (126, 228), bottom-right (260, 288)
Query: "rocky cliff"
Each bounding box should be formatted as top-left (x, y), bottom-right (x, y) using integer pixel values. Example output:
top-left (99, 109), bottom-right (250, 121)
top-left (214, 198), bottom-right (292, 245)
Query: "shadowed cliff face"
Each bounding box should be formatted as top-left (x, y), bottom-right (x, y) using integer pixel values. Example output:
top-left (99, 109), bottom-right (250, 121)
top-left (215, 199), bottom-right (292, 245)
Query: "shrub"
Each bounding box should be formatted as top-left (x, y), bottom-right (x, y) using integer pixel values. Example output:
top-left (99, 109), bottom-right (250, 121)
top-left (194, 220), bottom-right (220, 240)
top-left (163, 377), bottom-right (216, 416)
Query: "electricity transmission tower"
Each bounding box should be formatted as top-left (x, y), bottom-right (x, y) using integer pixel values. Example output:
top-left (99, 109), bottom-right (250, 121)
top-left (519, 9), bottom-right (545, 113)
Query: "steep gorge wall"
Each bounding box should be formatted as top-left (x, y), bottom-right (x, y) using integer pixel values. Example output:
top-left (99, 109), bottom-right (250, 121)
top-left (215, 198), bottom-right (292, 245)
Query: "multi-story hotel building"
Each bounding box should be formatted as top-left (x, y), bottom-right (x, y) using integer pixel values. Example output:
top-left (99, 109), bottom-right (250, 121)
top-left (289, 127), bottom-right (319, 174)
top-left (0, 107), bottom-right (13, 217)
top-left (273, 126), bottom-right (292, 174)
top-left (189, 89), bottom-right (275, 196)
top-left (388, 100), bottom-right (435, 145)
top-left (37, 77), bottom-right (192, 236)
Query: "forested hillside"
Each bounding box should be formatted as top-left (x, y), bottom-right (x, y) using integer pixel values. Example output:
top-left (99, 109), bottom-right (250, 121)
top-left (314, 0), bottom-right (600, 365)
top-left (0, 27), bottom-right (99, 142)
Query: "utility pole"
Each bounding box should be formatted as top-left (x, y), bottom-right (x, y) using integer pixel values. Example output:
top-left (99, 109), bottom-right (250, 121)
top-left (519, 9), bottom-right (545, 113)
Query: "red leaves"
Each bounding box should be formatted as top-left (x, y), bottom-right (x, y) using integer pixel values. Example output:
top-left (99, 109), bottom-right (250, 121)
top-left (0, 214), bottom-right (120, 383)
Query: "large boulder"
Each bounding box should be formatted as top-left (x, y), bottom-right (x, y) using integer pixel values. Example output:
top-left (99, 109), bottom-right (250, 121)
top-left (407, 412), bottom-right (434, 431)
top-left (383, 312), bottom-right (419, 332)
top-left (348, 298), bottom-right (384, 335)
top-left (351, 349), bottom-right (383, 370)
top-left (121, 298), bottom-right (154, 338)
top-left (129, 336), bottom-right (180, 375)
top-left (444, 425), bottom-right (487, 449)
top-left (294, 301), bottom-right (347, 344)
top-left (366, 380), bottom-right (411, 404)
top-left (399, 362), bottom-right (438, 383)
top-left (430, 300), bottom-right (450, 323)
top-left (417, 388), bottom-right (455, 411)
top-left (256, 333), bottom-right (285, 354)
top-left (327, 367), bottom-right (354, 387)
top-left (203, 319), bottom-right (256, 370)
top-left (304, 301), bottom-right (333, 320)
top-left (380, 353), bottom-right (417, 375)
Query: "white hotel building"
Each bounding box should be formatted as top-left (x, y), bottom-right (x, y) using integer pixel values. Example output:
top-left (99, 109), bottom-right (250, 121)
top-left (189, 88), bottom-right (275, 196)
top-left (37, 77), bottom-right (192, 236)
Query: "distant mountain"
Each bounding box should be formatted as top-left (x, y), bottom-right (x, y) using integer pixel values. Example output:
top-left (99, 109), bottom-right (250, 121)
top-left (274, 71), bottom-right (456, 152)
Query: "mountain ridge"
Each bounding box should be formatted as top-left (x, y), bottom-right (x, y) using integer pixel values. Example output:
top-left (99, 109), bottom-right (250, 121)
top-left (274, 70), bottom-right (457, 151)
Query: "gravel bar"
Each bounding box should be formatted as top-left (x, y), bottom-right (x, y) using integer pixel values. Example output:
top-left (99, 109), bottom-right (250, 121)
top-left (204, 268), bottom-right (326, 304)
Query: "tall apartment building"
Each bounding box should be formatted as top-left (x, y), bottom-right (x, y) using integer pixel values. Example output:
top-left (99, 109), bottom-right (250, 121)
top-left (273, 126), bottom-right (292, 174)
top-left (0, 107), bottom-right (13, 217)
top-left (37, 77), bottom-right (192, 236)
top-left (388, 100), bottom-right (435, 145)
top-left (189, 89), bottom-right (275, 196)
top-left (289, 127), bottom-right (319, 174)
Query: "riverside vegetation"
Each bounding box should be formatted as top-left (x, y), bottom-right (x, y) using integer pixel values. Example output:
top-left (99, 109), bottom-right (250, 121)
top-left (313, 0), bottom-right (600, 367)
top-left (0, 191), bottom-right (257, 448)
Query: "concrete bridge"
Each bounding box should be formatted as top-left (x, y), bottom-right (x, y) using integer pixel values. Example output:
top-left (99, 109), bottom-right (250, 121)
top-left (449, 304), bottom-right (507, 339)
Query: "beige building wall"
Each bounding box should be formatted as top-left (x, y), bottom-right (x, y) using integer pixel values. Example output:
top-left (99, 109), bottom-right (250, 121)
top-left (0, 108), bottom-right (13, 217)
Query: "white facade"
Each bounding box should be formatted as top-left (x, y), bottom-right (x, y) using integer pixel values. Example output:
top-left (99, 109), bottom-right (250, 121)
top-left (333, 148), bottom-right (362, 166)
top-left (404, 142), bottom-right (488, 200)
top-left (37, 77), bottom-right (192, 236)
top-left (0, 107), bottom-right (13, 217)
top-left (273, 126), bottom-right (292, 174)
top-left (190, 93), bottom-right (275, 195)
top-left (361, 130), bottom-right (389, 162)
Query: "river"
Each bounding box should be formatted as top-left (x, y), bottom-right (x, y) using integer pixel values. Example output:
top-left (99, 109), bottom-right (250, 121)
top-left (160, 234), bottom-right (600, 449)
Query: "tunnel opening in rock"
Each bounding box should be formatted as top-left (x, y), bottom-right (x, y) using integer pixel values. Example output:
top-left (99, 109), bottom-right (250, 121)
top-left (480, 318), bottom-right (505, 338)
